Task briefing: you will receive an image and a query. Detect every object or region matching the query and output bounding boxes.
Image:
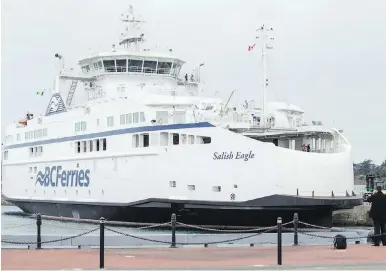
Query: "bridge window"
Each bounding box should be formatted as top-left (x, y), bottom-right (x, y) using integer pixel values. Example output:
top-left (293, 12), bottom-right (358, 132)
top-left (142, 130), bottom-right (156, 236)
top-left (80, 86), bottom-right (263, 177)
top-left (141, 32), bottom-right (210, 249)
top-left (143, 60), bottom-right (157, 73)
top-left (3, 151), bottom-right (8, 160)
top-left (128, 59), bottom-right (143, 72)
top-left (171, 62), bottom-right (182, 77)
top-left (95, 139), bottom-right (100, 151)
top-left (93, 63), bottom-right (98, 70)
top-left (157, 62), bottom-right (172, 74)
top-left (17, 133), bottom-right (20, 141)
top-left (76, 141), bottom-right (81, 153)
top-left (103, 60), bottom-right (116, 72)
top-left (83, 141), bottom-right (87, 152)
top-left (97, 61), bottom-right (103, 69)
top-left (116, 59), bottom-right (127, 72)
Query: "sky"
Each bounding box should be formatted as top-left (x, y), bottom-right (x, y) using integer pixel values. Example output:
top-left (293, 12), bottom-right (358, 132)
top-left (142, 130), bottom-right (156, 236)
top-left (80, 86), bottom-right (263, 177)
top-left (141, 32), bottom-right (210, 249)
top-left (1, 0), bottom-right (386, 164)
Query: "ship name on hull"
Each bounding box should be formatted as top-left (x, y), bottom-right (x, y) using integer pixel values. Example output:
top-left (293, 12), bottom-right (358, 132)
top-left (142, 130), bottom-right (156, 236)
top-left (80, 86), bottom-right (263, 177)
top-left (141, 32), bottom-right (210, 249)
top-left (213, 151), bottom-right (255, 161)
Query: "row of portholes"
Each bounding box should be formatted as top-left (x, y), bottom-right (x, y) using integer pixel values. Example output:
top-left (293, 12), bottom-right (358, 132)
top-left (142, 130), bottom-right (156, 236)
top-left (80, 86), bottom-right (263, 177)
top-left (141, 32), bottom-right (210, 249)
top-left (28, 189), bottom-right (105, 196)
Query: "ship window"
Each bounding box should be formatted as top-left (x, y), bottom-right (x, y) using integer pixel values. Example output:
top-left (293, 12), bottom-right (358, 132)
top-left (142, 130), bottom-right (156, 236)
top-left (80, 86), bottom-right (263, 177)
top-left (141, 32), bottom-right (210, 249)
top-left (128, 59), bottom-right (143, 72)
top-left (132, 134), bottom-right (139, 148)
top-left (83, 141), bottom-right (87, 152)
top-left (140, 112), bottom-right (145, 122)
top-left (188, 185), bottom-right (195, 191)
top-left (103, 60), bottom-right (115, 72)
top-left (157, 61), bottom-right (172, 74)
top-left (126, 113), bottom-right (132, 124)
top-left (76, 141), bottom-right (81, 153)
top-left (202, 137), bottom-right (211, 144)
top-left (116, 59), bottom-right (127, 72)
top-left (120, 114), bottom-right (125, 125)
top-left (97, 61), bottom-right (103, 69)
top-left (212, 186), bottom-right (221, 192)
top-left (141, 133), bottom-right (149, 147)
top-left (156, 111), bottom-right (168, 124)
top-left (38, 146), bottom-right (43, 155)
top-left (169, 181), bottom-right (176, 188)
top-left (106, 116), bottom-right (114, 127)
top-left (102, 138), bottom-right (107, 151)
top-left (34, 166), bottom-right (37, 173)
top-left (43, 128), bottom-right (47, 137)
top-left (181, 134), bottom-right (187, 144)
top-left (95, 139), bottom-right (100, 151)
top-left (17, 133), bottom-right (20, 141)
top-left (80, 121), bottom-right (86, 131)
top-left (93, 63), bottom-right (98, 70)
top-left (29, 167), bottom-right (32, 173)
top-left (171, 62), bottom-right (181, 77)
top-left (150, 132), bottom-right (159, 146)
top-left (96, 118), bottom-right (100, 126)
top-left (89, 140), bottom-right (93, 152)
top-left (34, 147), bottom-right (38, 156)
top-left (133, 112), bottom-right (139, 123)
top-left (172, 133), bottom-right (179, 145)
top-left (85, 65), bottom-right (90, 72)
top-left (188, 135), bottom-right (194, 144)
top-left (160, 132), bottom-right (169, 146)
top-left (29, 147), bottom-right (33, 156)
top-left (143, 60), bottom-right (157, 73)
top-left (75, 122), bottom-right (80, 132)
top-left (3, 151), bottom-right (8, 160)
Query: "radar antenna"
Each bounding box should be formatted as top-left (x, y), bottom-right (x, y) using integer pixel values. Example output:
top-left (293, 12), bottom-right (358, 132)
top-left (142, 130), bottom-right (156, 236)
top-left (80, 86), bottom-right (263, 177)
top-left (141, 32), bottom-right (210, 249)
top-left (255, 25), bottom-right (274, 128)
top-left (119, 5), bottom-right (146, 52)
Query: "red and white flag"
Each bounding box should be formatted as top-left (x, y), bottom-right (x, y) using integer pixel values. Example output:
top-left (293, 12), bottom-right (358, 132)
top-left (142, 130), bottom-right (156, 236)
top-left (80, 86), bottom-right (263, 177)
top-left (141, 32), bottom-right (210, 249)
top-left (248, 44), bottom-right (256, 51)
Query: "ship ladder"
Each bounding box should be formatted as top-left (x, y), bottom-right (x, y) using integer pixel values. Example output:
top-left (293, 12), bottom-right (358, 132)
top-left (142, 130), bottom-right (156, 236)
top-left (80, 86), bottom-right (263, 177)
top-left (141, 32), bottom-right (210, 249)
top-left (66, 80), bottom-right (78, 106)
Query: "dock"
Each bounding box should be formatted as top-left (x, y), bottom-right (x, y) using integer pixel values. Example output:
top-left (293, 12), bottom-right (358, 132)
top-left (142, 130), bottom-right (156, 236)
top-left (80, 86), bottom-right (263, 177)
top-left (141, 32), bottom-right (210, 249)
top-left (2, 245), bottom-right (386, 270)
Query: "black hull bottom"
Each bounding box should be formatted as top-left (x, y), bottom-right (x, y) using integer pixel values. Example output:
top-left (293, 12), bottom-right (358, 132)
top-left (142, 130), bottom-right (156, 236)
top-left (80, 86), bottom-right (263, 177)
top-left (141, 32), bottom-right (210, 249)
top-left (8, 194), bottom-right (362, 227)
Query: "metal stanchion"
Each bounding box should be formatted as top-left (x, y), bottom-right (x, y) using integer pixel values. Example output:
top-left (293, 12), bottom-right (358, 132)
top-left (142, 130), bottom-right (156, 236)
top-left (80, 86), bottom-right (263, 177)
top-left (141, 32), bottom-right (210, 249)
top-left (277, 217), bottom-right (282, 266)
top-left (100, 217), bottom-right (105, 269)
top-left (170, 213), bottom-right (177, 248)
top-left (293, 213), bottom-right (298, 246)
top-left (36, 213), bottom-right (42, 250)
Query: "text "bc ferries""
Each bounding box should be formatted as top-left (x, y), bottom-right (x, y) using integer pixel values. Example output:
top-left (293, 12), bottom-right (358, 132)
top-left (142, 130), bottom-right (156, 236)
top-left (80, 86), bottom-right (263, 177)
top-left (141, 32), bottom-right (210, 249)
top-left (35, 166), bottom-right (90, 187)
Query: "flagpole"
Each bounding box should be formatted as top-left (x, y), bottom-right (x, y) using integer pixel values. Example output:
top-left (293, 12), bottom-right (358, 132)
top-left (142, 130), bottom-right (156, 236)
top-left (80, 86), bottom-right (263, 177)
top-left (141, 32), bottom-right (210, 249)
top-left (255, 25), bottom-right (274, 129)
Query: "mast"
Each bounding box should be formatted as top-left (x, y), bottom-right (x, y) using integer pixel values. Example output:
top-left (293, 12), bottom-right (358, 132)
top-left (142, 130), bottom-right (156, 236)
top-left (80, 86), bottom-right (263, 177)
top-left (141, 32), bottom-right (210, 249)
top-left (256, 25), bottom-right (274, 128)
top-left (119, 5), bottom-right (146, 52)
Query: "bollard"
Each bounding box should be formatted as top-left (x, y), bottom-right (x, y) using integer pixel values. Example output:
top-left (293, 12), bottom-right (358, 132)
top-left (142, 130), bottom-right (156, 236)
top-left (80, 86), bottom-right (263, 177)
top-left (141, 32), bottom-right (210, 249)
top-left (36, 213), bottom-right (42, 250)
top-left (277, 217), bottom-right (282, 266)
top-left (170, 213), bottom-right (177, 248)
top-left (293, 213), bottom-right (298, 246)
top-left (99, 217), bottom-right (105, 269)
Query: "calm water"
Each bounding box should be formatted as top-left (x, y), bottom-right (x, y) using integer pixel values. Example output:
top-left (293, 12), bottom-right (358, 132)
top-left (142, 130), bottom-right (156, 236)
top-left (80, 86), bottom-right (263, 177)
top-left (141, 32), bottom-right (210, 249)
top-left (1, 205), bottom-right (373, 247)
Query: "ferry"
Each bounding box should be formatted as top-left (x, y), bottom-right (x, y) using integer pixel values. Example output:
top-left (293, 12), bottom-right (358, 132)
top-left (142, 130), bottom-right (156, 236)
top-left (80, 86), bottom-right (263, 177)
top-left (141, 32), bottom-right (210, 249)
top-left (1, 6), bottom-right (362, 227)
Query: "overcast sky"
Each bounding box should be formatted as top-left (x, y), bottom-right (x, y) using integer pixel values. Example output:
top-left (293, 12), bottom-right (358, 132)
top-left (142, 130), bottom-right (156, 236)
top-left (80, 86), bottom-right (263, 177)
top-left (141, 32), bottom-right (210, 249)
top-left (1, 0), bottom-right (386, 164)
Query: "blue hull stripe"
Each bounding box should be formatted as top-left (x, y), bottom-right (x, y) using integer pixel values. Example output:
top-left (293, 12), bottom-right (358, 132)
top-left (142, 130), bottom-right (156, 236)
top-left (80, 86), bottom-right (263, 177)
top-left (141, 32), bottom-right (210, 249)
top-left (4, 122), bottom-right (215, 150)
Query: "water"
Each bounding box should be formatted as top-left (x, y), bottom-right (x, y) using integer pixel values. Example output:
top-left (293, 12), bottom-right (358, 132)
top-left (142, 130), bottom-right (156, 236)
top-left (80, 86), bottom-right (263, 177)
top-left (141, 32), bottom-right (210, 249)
top-left (1, 205), bottom-right (373, 248)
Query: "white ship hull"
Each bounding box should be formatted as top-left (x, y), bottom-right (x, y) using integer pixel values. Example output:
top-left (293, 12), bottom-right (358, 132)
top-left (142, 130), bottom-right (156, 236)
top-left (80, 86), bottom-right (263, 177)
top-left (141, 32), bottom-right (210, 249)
top-left (2, 122), bottom-right (361, 226)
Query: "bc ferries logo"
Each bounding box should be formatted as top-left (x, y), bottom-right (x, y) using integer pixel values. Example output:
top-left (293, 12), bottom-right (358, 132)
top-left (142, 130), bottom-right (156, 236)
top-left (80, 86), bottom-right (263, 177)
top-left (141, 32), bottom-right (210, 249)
top-left (45, 93), bottom-right (67, 116)
top-left (213, 151), bottom-right (255, 161)
top-left (36, 166), bottom-right (90, 187)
